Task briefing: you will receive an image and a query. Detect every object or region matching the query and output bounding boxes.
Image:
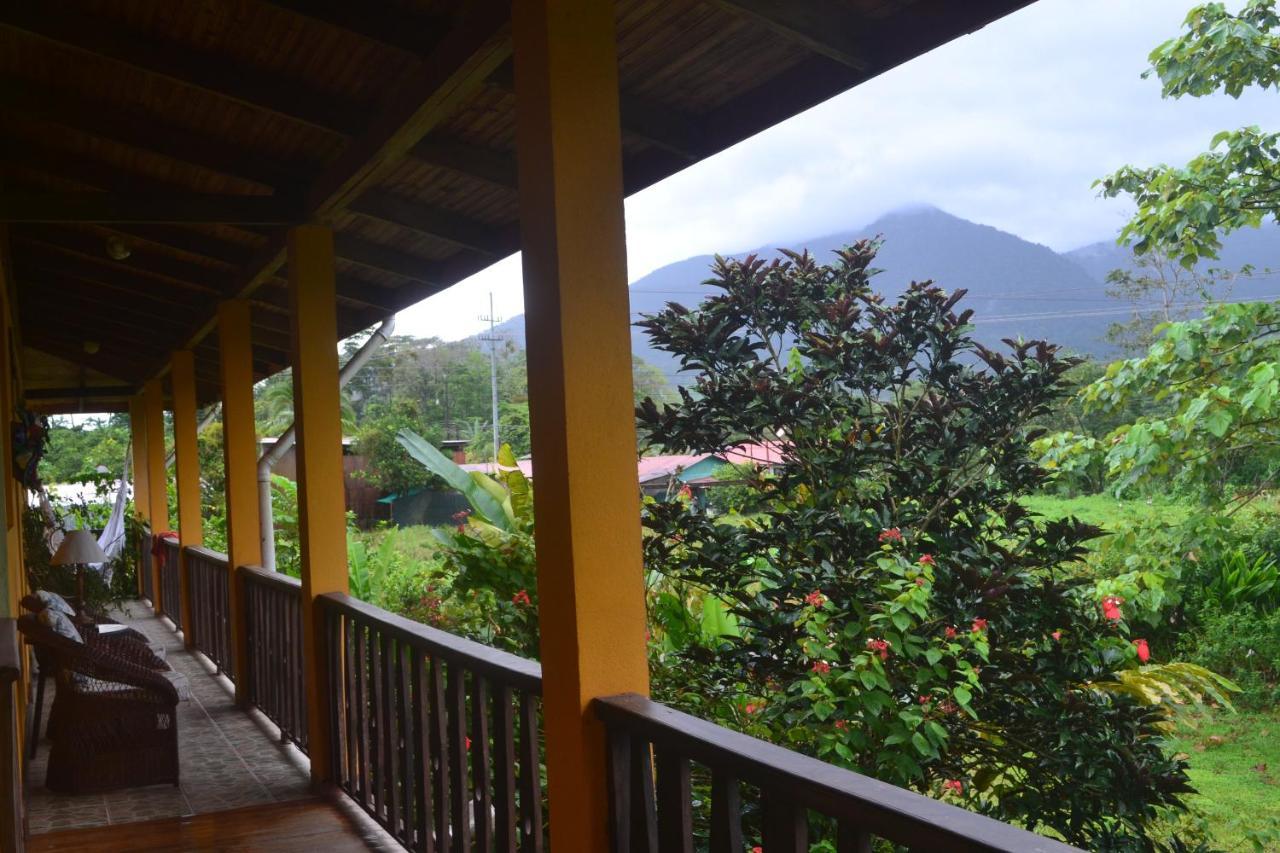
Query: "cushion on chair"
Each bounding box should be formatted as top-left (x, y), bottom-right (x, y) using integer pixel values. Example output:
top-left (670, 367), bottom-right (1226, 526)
top-left (37, 607), bottom-right (84, 644)
top-left (35, 590), bottom-right (75, 615)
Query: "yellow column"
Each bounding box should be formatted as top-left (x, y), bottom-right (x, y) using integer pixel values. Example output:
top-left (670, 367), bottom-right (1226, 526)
top-left (128, 395), bottom-right (151, 599)
top-left (142, 378), bottom-right (169, 612)
top-left (171, 351), bottom-right (201, 647)
top-left (219, 300), bottom-right (262, 704)
top-left (513, 2), bottom-right (650, 848)
top-left (287, 225), bottom-right (348, 785)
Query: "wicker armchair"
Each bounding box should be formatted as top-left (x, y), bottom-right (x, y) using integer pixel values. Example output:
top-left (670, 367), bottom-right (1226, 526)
top-left (17, 615), bottom-right (180, 792)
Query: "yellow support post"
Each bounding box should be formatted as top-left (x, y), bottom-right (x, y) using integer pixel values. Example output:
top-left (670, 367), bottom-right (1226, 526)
top-left (287, 225), bottom-right (348, 786)
top-left (513, 2), bottom-right (650, 848)
top-left (128, 395), bottom-right (151, 599)
top-left (218, 300), bottom-right (262, 705)
top-left (171, 350), bottom-right (201, 647)
top-left (142, 378), bottom-right (169, 612)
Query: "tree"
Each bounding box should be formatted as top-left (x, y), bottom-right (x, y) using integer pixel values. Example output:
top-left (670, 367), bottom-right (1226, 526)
top-left (1098, 0), bottom-right (1280, 267)
top-left (636, 244), bottom-right (1198, 847)
top-left (1104, 251), bottom-right (1237, 354)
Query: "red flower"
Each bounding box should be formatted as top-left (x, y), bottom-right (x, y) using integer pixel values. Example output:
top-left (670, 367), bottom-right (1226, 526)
top-left (917, 554), bottom-right (935, 566)
top-left (1051, 630), bottom-right (1062, 642)
top-left (918, 694), bottom-right (930, 705)
top-left (804, 590), bottom-right (826, 607)
top-left (456, 524), bottom-right (466, 533)
top-left (678, 484), bottom-right (693, 500)
top-left (465, 736), bottom-right (472, 751)
top-left (1101, 595), bottom-right (1124, 622)
top-left (878, 527), bottom-right (903, 543)
top-left (944, 626), bottom-right (958, 640)
top-left (971, 618), bottom-right (988, 633)
top-left (834, 719), bottom-right (848, 731)
top-left (512, 589), bottom-right (532, 607)
top-left (744, 702), bottom-right (763, 715)
top-left (752, 847), bottom-right (763, 853)
top-left (865, 638), bottom-right (891, 660)
top-left (938, 699), bottom-right (958, 715)
top-left (914, 577), bottom-right (926, 587)
top-left (942, 779), bottom-right (964, 796)
top-left (811, 660), bottom-right (831, 675)
top-left (1133, 638), bottom-right (1151, 663)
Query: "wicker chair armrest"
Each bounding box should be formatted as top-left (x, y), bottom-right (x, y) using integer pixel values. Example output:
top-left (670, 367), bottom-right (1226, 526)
top-left (58, 646), bottom-right (180, 705)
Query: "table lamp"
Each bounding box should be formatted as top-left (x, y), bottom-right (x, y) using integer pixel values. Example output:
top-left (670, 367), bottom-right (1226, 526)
top-left (51, 529), bottom-right (108, 621)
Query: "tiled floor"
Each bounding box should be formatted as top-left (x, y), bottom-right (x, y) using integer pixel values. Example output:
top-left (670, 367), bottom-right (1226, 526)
top-left (26, 602), bottom-right (314, 835)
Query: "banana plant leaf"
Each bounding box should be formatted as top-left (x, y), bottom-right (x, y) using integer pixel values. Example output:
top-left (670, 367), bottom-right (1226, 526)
top-left (396, 429), bottom-right (510, 531)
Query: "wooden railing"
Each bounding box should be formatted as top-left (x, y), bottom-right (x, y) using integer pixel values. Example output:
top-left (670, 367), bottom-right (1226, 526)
top-left (0, 619), bottom-right (22, 853)
top-left (241, 565), bottom-right (307, 751)
top-left (139, 532), bottom-right (154, 604)
top-left (157, 535), bottom-right (182, 630)
top-left (595, 693), bottom-right (1080, 853)
top-left (320, 593), bottom-right (546, 852)
top-left (185, 546), bottom-right (234, 679)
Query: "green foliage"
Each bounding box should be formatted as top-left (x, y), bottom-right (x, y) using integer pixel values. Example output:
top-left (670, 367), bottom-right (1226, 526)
top-left (1202, 549), bottom-right (1279, 612)
top-left (397, 433), bottom-right (539, 655)
top-left (1098, 0), bottom-right (1280, 267)
top-left (1057, 301), bottom-right (1280, 504)
top-left (268, 475), bottom-right (302, 577)
top-left (39, 415), bottom-right (130, 484)
top-left (355, 398), bottom-right (442, 496)
top-left (1186, 606), bottom-right (1280, 711)
top-left (636, 243), bottom-right (1196, 848)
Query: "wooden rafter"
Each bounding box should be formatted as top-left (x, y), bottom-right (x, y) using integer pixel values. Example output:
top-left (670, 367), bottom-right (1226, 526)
top-left (0, 80), bottom-right (307, 190)
top-left (14, 227), bottom-right (236, 291)
top-left (708, 0), bottom-right (869, 70)
top-left (348, 191), bottom-right (505, 257)
top-left (0, 4), bottom-right (370, 136)
top-left (409, 137), bottom-right (518, 189)
top-left (17, 247), bottom-right (223, 298)
top-left (0, 193), bottom-right (302, 225)
top-left (262, 0), bottom-right (451, 60)
top-left (333, 234), bottom-right (445, 284)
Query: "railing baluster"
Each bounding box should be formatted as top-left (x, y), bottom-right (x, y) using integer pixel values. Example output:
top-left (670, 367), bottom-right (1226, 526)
top-left (327, 605), bottom-right (345, 788)
top-left (446, 661), bottom-right (471, 852)
top-left (709, 771), bottom-right (743, 853)
top-left (380, 631), bottom-right (398, 833)
top-left (761, 798), bottom-right (807, 853)
top-left (655, 749), bottom-right (693, 853)
top-left (493, 684), bottom-right (517, 853)
top-left (518, 691), bottom-right (544, 853)
top-left (430, 654), bottom-right (450, 849)
top-left (471, 674), bottom-right (493, 850)
top-left (412, 650), bottom-right (436, 853)
top-left (630, 739), bottom-right (658, 853)
top-left (836, 821), bottom-right (873, 853)
top-left (396, 640), bottom-right (413, 844)
top-left (355, 619), bottom-right (370, 808)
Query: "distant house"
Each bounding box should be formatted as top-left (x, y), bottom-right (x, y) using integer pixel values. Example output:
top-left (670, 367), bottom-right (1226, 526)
top-left (259, 436), bottom-right (384, 526)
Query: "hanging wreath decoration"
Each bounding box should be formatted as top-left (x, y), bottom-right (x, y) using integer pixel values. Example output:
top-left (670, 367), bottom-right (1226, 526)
top-left (12, 408), bottom-right (49, 490)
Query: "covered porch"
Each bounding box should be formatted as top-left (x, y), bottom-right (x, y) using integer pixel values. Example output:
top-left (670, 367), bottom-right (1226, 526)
top-left (0, 1), bottom-right (1077, 850)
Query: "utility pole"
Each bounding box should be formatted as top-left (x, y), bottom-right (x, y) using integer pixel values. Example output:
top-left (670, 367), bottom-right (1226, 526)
top-left (479, 292), bottom-right (502, 463)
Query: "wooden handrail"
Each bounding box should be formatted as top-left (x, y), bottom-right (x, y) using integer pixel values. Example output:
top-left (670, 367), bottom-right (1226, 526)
top-left (239, 564), bottom-right (302, 593)
top-left (319, 592), bottom-right (543, 695)
top-left (183, 544), bottom-right (228, 563)
top-left (595, 693), bottom-right (1081, 853)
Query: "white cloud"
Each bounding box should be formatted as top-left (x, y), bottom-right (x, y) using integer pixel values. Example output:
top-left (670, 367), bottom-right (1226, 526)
top-left (394, 0), bottom-right (1270, 341)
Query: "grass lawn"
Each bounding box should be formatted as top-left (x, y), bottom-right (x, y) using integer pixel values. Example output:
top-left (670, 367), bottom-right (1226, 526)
top-left (1169, 709), bottom-right (1280, 851)
top-left (1020, 493), bottom-right (1191, 530)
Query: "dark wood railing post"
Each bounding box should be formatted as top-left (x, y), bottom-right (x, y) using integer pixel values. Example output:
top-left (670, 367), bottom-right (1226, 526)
top-left (0, 618), bottom-right (24, 853)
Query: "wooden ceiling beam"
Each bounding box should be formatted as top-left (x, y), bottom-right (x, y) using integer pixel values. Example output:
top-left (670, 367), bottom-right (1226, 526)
top-left (408, 137), bottom-right (518, 189)
top-left (14, 262), bottom-right (215, 311)
top-left (348, 190), bottom-right (505, 257)
top-left (24, 339), bottom-right (146, 384)
top-left (0, 141), bottom-right (211, 200)
top-left (488, 61), bottom-right (704, 161)
top-left (707, 0), bottom-right (869, 70)
top-left (0, 4), bottom-right (370, 136)
top-left (0, 80), bottom-right (307, 191)
top-left (334, 233), bottom-right (447, 283)
top-left (262, 0), bottom-right (451, 60)
top-left (0, 193), bottom-right (303, 225)
top-left (14, 226), bottom-right (237, 291)
top-left (98, 225), bottom-right (261, 268)
top-left (25, 386), bottom-right (135, 401)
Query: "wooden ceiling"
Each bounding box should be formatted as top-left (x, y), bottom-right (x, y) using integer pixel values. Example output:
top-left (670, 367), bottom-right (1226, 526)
top-left (0, 0), bottom-right (1033, 411)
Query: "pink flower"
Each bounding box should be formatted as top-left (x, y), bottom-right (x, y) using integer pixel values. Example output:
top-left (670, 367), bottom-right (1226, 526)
top-left (1133, 638), bottom-right (1151, 663)
top-left (804, 590), bottom-right (826, 607)
top-left (744, 702), bottom-right (763, 715)
top-left (878, 527), bottom-right (903, 543)
top-left (752, 847), bottom-right (763, 853)
top-left (1051, 630), bottom-right (1062, 642)
top-left (1101, 595), bottom-right (1124, 622)
top-left (865, 638), bottom-right (891, 661)
top-left (971, 618), bottom-right (988, 634)
top-left (914, 577), bottom-right (926, 587)
top-left (918, 694), bottom-right (930, 705)
top-left (512, 589), bottom-right (532, 607)
top-left (917, 554), bottom-right (935, 566)
top-left (942, 779), bottom-right (964, 796)
top-left (811, 660), bottom-right (831, 675)
top-left (944, 626), bottom-right (958, 640)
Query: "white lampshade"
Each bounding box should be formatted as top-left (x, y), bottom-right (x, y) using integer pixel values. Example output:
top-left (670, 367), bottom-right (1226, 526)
top-left (52, 529), bottom-right (108, 565)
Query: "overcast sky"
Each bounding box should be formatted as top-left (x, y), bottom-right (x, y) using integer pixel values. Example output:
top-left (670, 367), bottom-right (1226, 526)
top-left (395, 0), bottom-right (1269, 342)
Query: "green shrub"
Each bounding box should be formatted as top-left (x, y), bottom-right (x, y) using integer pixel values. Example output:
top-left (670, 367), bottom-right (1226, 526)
top-left (1186, 606), bottom-right (1280, 711)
